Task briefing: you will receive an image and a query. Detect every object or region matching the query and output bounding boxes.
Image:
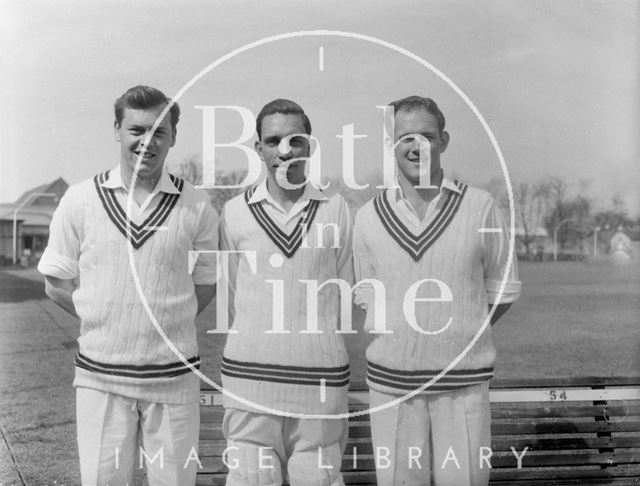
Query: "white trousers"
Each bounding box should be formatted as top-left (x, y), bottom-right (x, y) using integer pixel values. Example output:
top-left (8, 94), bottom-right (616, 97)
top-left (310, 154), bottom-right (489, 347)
top-left (76, 387), bottom-right (200, 486)
top-left (223, 408), bottom-right (347, 486)
top-left (369, 383), bottom-right (491, 486)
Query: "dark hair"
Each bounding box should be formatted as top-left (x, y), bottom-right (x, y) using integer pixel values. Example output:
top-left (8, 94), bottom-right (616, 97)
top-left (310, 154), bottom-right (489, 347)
top-left (388, 95), bottom-right (446, 134)
top-left (114, 85), bottom-right (180, 130)
top-left (255, 99), bottom-right (311, 140)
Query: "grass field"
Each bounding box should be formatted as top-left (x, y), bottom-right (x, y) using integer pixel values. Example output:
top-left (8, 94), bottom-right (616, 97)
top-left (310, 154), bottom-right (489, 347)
top-left (1, 255), bottom-right (638, 485)
top-left (196, 256), bottom-right (640, 388)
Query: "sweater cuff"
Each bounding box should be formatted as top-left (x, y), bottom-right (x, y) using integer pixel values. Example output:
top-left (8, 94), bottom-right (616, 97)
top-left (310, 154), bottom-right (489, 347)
top-left (485, 279), bottom-right (521, 304)
top-left (38, 248), bottom-right (78, 279)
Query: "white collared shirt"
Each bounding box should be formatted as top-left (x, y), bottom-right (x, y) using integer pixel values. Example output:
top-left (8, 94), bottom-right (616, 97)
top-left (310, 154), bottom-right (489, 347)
top-left (247, 179), bottom-right (328, 230)
top-left (101, 166), bottom-right (180, 220)
top-left (390, 177), bottom-right (462, 228)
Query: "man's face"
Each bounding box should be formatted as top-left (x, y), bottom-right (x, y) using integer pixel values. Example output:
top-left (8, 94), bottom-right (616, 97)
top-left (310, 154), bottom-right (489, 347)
top-left (393, 108), bottom-right (449, 186)
top-left (114, 104), bottom-right (176, 184)
top-left (255, 113), bottom-right (310, 188)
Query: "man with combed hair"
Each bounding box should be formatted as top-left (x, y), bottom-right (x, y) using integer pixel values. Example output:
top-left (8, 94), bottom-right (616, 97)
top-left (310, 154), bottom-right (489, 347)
top-left (219, 98), bottom-right (353, 486)
top-left (38, 85), bottom-right (218, 486)
top-left (353, 95), bottom-right (521, 486)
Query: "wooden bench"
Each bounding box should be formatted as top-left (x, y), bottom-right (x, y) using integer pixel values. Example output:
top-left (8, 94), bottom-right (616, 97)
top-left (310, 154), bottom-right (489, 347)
top-left (197, 377), bottom-right (640, 485)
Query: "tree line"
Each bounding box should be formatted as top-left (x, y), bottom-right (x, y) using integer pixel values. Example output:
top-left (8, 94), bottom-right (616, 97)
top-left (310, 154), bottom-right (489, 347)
top-left (172, 158), bottom-right (636, 261)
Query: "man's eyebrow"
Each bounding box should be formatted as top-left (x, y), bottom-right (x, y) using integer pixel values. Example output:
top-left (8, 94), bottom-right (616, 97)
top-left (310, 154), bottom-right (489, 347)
top-left (126, 123), bottom-right (167, 132)
top-left (262, 135), bottom-right (280, 143)
top-left (397, 130), bottom-right (437, 138)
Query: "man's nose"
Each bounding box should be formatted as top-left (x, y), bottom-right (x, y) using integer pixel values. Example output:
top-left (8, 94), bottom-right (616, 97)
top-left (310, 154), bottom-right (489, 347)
top-left (139, 135), bottom-right (155, 148)
top-left (412, 138), bottom-right (429, 154)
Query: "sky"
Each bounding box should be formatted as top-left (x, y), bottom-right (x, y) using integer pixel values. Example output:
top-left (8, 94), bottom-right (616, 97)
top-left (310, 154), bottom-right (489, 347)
top-left (1, 0), bottom-right (639, 216)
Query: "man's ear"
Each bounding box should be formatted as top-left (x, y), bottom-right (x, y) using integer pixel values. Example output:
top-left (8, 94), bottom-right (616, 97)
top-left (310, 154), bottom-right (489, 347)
top-left (254, 140), bottom-right (264, 160)
top-left (170, 127), bottom-right (177, 148)
top-left (440, 131), bottom-right (450, 153)
top-left (114, 121), bottom-right (121, 142)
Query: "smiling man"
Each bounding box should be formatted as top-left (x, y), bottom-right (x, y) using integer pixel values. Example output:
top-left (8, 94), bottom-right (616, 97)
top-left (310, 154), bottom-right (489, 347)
top-left (38, 85), bottom-right (218, 486)
top-left (353, 96), bottom-right (521, 486)
top-left (218, 99), bottom-right (353, 486)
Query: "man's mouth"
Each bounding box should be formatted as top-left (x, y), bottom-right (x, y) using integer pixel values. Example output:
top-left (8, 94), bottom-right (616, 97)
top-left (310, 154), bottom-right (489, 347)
top-left (134, 150), bottom-right (155, 160)
top-left (274, 161), bottom-right (299, 170)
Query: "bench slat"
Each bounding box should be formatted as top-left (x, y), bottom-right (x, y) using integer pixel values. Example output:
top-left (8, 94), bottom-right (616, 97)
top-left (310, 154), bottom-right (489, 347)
top-left (492, 421), bottom-right (640, 434)
top-left (490, 388), bottom-right (640, 402)
top-left (202, 407), bottom-right (640, 423)
top-left (490, 463), bottom-right (640, 480)
top-left (201, 421), bottom-right (640, 435)
top-left (491, 436), bottom-right (640, 451)
top-left (492, 404), bottom-right (640, 419)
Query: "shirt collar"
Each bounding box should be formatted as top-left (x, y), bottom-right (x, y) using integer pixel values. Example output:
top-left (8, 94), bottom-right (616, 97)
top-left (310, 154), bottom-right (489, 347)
top-left (101, 166), bottom-right (180, 194)
top-left (393, 173), bottom-right (461, 202)
top-left (247, 178), bottom-right (328, 205)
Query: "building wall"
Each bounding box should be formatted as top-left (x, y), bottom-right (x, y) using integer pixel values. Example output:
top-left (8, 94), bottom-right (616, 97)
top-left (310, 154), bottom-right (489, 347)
top-left (0, 220), bottom-right (20, 265)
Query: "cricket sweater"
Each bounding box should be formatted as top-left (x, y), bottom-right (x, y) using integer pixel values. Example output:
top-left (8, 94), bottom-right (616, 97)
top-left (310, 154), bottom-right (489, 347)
top-left (38, 169), bottom-right (218, 404)
top-left (219, 184), bottom-right (354, 415)
top-left (353, 181), bottom-right (521, 395)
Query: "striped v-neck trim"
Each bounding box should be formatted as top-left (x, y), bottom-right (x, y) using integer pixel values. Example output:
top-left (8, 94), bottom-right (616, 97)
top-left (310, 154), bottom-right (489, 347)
top-left (244, 186), bottom-right (320, 258)
top-left (374, 181), bottom-right (468, 261)
top-left (93, 171), bottom-right (184, 250)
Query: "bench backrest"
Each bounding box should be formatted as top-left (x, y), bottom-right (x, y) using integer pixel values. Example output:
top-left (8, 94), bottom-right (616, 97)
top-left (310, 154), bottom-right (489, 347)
top-left (197, 378), bottom-right (640, 485)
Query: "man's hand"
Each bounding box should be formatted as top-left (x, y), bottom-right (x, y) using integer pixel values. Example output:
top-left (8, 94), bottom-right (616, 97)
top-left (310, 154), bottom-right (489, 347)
top-left (354, 283), bottom-right (375, 311)
top-left (195, 284), bottom-right (216, 315)
top-left (43, 276), bottom-right (79, 318)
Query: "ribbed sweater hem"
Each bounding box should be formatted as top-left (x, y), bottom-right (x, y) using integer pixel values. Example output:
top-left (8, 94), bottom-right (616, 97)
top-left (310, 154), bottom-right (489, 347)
top-left (221, 376), bottom-right (349, 415)
top-left (74, 367), bottom-right (200, 404)
top-left (366, 360), bottom-right (493, 395)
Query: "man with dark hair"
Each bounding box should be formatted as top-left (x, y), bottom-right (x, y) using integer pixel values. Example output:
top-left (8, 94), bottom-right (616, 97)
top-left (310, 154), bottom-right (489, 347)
top-left (255, 98), bottom-right (312, 140)
top-left (219, 98), bottom-right (353, 486)
top-left (114, 85), bottom-right (181, 131)
top-left (353, 95), bottom-right (521, 485)
top-left (38, 85), bottom-right (218, 486)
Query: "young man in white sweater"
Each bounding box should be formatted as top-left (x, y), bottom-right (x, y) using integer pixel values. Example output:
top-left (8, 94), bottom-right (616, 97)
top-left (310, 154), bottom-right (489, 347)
top-left (353, 96), bottom-right (521, 486)
top-left (38, 85), bottom-right (218, 486)
top-left (219, 99), bottom-right (353, 486)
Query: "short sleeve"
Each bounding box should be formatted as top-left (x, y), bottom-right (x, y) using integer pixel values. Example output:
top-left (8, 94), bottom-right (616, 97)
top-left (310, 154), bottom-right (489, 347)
top-left (218, 202), bottom-right (239, 325)
top-left (481, 198), bottom-right (522, 304)
top-left (37, 190), bottom-right (81, 279)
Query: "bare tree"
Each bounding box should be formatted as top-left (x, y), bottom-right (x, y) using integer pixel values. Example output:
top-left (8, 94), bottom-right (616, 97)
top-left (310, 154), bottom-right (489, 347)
top-left (329, 177), bottom-right (381, 218)
top-left (483, 177), bottom-right (550, 260)
top-left (513, 183), bottom-right (538, 260)
top-left (593, 195), bottom-right (633, 230)
top-left (171, 156), bottom-right (248, 213)
top-left (541, 176), bottom-right (593, 255)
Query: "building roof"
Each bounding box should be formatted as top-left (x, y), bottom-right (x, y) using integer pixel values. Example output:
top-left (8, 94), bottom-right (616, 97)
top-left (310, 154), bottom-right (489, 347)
top-left (0, 207), bottom-right (53, 226)
top-left (12, 177), bottom-right (68, 206)
top-left (0, 177), bottom-right (67, 227)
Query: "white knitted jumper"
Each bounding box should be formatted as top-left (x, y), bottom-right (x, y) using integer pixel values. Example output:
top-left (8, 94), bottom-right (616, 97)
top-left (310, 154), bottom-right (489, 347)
top-left (38, 171), bottom-right (218, 403)
top-left (353, 182), bottom-right (521, 395)
top-left (219, 187), bottom-right (353, 415)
